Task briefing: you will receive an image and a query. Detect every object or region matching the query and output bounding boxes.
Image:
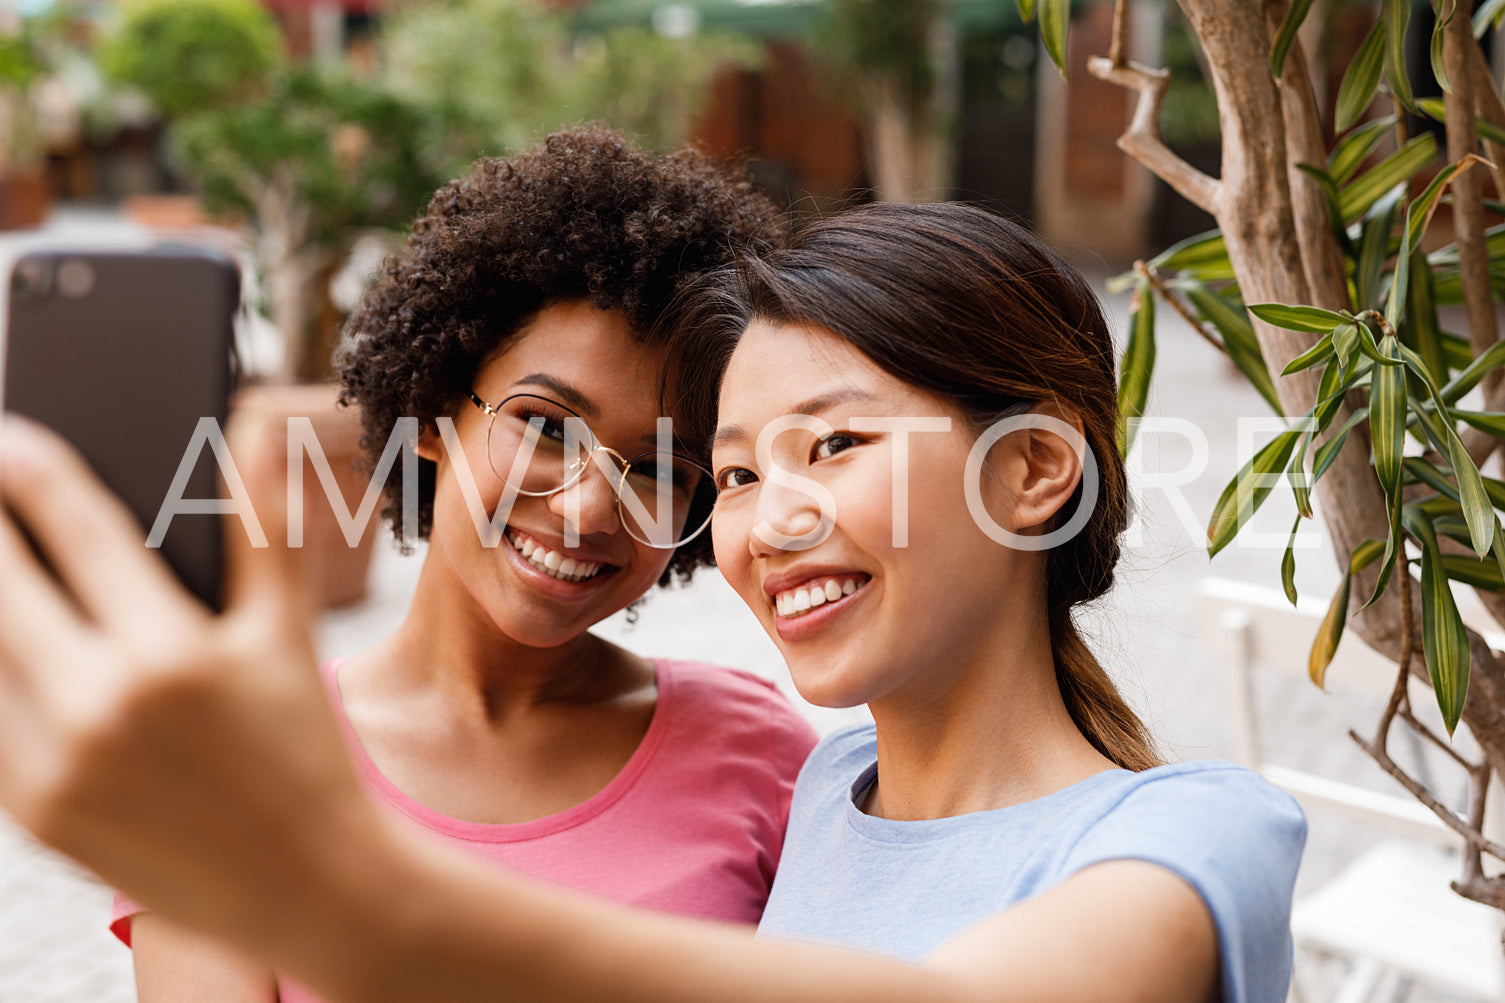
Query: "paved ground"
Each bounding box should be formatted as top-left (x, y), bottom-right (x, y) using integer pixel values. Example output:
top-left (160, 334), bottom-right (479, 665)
top-left (0, 245), bottom-right (1497, 1000)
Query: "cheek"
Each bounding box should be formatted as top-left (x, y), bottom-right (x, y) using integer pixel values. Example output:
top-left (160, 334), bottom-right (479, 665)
top-left (711, 506), bottom-right (757, 597)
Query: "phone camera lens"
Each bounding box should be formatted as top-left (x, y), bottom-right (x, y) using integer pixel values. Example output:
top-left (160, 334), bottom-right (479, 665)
top-left (10, 258), bottom-right (52, 300)
top-left (55, 259), bottom-right (96, 299)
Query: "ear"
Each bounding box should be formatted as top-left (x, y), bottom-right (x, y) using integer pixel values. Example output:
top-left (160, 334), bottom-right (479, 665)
top-left (415, 422), bottom-right (442, 463)
top-left (981, 401), bottom-right (1086, 536)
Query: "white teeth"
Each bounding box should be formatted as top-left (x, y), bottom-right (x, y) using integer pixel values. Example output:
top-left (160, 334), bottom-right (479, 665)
top-left (506, 532), bottom-right (607, 583)
top-left (773, 577), bottom-right (867, 620)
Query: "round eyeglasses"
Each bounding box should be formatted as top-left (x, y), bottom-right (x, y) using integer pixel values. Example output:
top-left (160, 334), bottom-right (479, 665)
top-left (468, 391), bottom-right (716, 550)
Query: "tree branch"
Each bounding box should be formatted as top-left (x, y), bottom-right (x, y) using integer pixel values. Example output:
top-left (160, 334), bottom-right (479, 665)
top-left (1109, 0), bottom-right (1130, 68)
top-left (1445, 5), bottom-right (1501, 391)
top-left (1268, 29), bottom-right (1349, 310)
top-left (1136, 261), bottom-right (1228, 354)
top-left (1467, 39), bottom-right (1505, 202)
top-left (1086, 56), bottom-right (1222, 214)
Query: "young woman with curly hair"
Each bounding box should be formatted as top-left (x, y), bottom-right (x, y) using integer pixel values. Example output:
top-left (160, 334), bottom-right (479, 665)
top-left (107, 126), bottom-right (817, 1003)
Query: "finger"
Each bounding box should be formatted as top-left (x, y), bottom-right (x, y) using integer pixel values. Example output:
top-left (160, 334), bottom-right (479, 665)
top-left (0, 415), bottom-right (195, 638)
top-left (0, 500), bottom-right (97, 689)
top-left (220, 410), bottom-right (312, 632)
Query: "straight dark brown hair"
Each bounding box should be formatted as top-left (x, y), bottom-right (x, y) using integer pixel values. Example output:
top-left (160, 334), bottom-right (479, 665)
top-left (672, 201), bottom-right (1160, 771)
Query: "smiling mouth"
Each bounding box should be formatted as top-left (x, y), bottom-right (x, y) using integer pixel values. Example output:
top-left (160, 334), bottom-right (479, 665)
top-left (774, 575), bottom-right (870, 619)
top-left (506, 529), bottom-right (612, 583)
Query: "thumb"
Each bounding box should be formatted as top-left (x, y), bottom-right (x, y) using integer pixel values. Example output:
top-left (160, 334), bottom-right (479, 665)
top-left (221, 408), bottom-right (311, 630)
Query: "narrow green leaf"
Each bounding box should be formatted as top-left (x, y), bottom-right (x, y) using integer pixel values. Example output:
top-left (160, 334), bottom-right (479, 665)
top-left (1313, 409), bottom-right (1371, 483)
top-left (1371, 334), bottom-right (1407, 496)
top-left (1281, 332), bottom-right (1336, 376)
top-left (1334, 320), bottom-right (1362, 371)
top-left (1310, 538), bottom-right (1388, 688)
top-left (1336, 19), bottom-right (1387, 132)
top-left (1407, 155), bottom-right (1486, 251)
top-left (1338, 133), bottom-right (1439, 222)
top-left (1281, 513), bottom-right (1303, 605)
top-left (1329, 116), bottom-right (1397, 184)
top-left (1475, 0), bottom-right (1505, 38)
top-left (1150, 230), bottom-right (1234, 280)
top-left (1207, 428), bottom-right (1303, 557)
top-left (1015, 0), bottom-right (1037, 22)
top-left (1452, 409), bottom-right (1505, 437)
top-left (1441, 332), bottom-right (1476, 371)
top-left (1291, 420), bottom-right (1316, 519)
top-left (1187, 287), bottom-right (1286, 415)
top-left (1361, 491), bottom-right (1405, 609)
top-left (1490, 515), bottom-right (1505, 584)
top-left (1310, 568), bottom-right (1350, 688)
top-left (1271, 0), bottom-right (1318, 79)
top-left (1387, 210), bottom-right (1412, 328)
top-left (1396, 341), bottom-right (1498, 554)
top-left (1401, 251), bottom-right (1448, 386)
top-left (1440, 553), bottom-right (1505, 589)
top-left (1404, 507), bottom-right (1471, 735)
top-left (1040, 0), bottom-right (1069, 77)
top-left (1355, 191), bottom-right (1399, 312)
top-left (1117, 280), bottom-right (1156, 456)
top-left (1448, 431), bottom-right (1495, 555)
top-left (1404, 455), bottom-right (1461, 500)
top-left (1295, 163), bottom-right (1354, 257)
top-left (1440, 337), bottom-right (1505, 404)
top-left (1248, 303), bottom-right (1351, 333)
top-left (1432, 0), bottom-right (1455, 93)
top-left (1383, 0), bottom-right (1416, 111)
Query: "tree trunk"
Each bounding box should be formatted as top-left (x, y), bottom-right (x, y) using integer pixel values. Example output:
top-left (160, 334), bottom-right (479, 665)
top-left (1166, 0), bottom-right (1505, 792)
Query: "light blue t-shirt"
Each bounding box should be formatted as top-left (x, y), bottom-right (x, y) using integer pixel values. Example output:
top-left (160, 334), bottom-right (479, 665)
top-left (757, 723), bottom-right (1306, 1003)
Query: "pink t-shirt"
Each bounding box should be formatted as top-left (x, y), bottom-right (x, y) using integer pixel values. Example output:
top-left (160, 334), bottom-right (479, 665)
top-left (113, 658), bottom-right (818, 1002)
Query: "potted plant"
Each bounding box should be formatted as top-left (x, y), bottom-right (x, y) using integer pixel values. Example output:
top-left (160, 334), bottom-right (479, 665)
top-left (0, 20), bottom-right (48, 229)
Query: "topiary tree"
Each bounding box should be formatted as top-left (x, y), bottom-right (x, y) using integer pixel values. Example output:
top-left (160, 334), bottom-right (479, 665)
top-left (96, 0), bottom-right (281, 120)
top-left (173, 67), bottom-right (450, 381)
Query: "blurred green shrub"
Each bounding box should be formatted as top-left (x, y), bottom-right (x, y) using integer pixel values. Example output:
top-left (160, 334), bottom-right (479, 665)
top-left (380, 0), bottom-right (757, 159)
top-left (97, 0), bottom-right (281, 119)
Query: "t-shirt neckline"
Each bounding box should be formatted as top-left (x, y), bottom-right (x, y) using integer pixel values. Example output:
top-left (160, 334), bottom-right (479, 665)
top-left (320, 656), bottom-right (675, 843)
top-left (842, 745), bottom-right (1130, 843)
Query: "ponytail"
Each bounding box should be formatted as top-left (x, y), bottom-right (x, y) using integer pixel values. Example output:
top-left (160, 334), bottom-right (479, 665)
top-left (1051, 611), bottom-right (1161, 771)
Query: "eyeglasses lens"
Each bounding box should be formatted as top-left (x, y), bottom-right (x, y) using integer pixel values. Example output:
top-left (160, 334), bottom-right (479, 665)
top-left (485, 394), bottom-right (714, 548)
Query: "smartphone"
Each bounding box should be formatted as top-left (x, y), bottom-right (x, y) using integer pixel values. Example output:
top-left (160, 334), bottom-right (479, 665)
top-left (1, 246), bottom-right (239, 610)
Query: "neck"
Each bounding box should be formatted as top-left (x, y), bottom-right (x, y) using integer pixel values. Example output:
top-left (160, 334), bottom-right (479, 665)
top-left (863, 601), bottom-right (1116, 821)
top-left (373, 554), bottom-right (631, 722)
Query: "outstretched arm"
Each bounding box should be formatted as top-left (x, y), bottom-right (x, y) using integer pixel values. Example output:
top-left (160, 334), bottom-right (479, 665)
top-left (0, 416), bottom-right (1218, 1003)
top-left (132, 913), bottom-right (278, 1003)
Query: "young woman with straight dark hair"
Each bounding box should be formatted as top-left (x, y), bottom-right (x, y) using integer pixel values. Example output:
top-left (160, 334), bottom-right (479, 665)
top-left (0, 201), bottom-right (1304, 1003)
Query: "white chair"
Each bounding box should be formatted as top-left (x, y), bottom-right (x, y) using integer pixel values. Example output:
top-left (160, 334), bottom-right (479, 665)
top-left (1195, 577), bottom-right (1505, 1003)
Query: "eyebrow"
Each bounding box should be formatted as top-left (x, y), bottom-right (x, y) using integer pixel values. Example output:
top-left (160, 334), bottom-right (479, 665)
top-left (711, 387), bottom-right (883, 452)
top-left (512, 373), bottom-right (672, 450)
top-left (511, 373), bottom-right (600, 420)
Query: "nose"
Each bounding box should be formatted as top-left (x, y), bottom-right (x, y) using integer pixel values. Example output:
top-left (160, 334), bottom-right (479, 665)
top-left (749, 478), bottom-right (832, 557)
top-left (548, 451), bottom-right (623, 544)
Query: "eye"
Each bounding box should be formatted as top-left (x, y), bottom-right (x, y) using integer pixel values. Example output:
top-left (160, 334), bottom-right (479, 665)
top-left (508, 403), bottom-right (572, 443)
top-left (813, 433), bottom-right (859, 461)
top-left (715, 467), bottom-right (759, 491)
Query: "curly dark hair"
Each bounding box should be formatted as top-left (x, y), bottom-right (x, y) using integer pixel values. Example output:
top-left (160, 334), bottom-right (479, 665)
top-left (337, 125), bottom-right (786, 583)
